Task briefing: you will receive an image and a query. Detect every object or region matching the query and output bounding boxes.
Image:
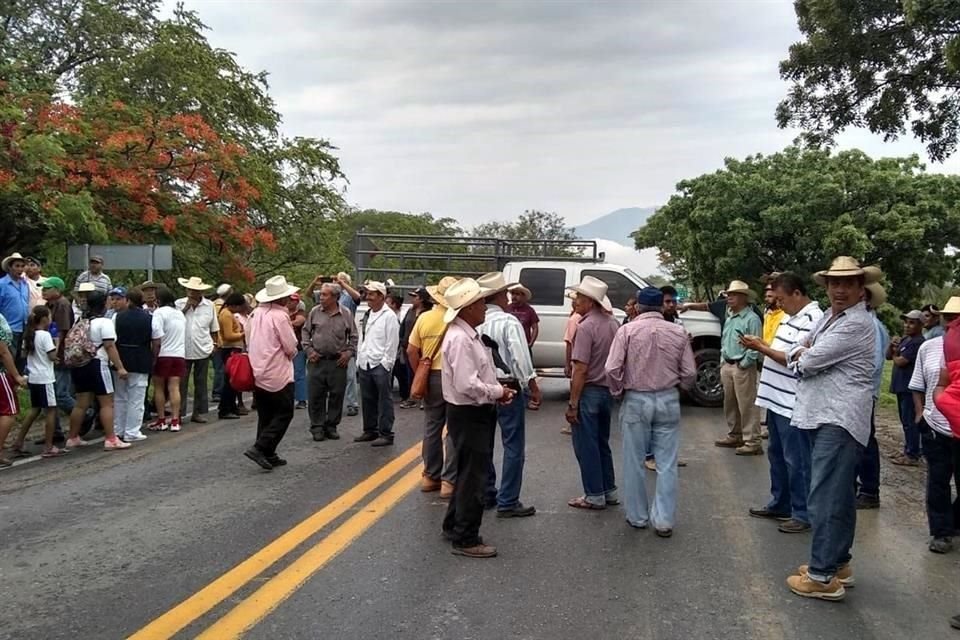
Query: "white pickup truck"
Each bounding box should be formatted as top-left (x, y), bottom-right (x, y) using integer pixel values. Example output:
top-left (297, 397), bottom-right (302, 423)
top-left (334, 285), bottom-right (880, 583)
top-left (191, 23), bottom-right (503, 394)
top-left (352, 233), bottom-right (723, 407)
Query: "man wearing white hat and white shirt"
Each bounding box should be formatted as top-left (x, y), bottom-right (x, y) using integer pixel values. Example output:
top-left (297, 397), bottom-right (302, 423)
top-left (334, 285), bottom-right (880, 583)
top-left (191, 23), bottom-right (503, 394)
top-left (786, 256), bottom-right (878, 601)
top-left (211, 283), bottom-right (234, 403)
top-left (244, 275), bottom-right (300, 470)
top-left (564, 276), bottom-right (621, 511)
top-left (440, 277), bottom-right (516, 558)
top-left (176, 276), bottom-right (220, 423)
top-left (714, 279), bottom-right (764, 455)
top-left (355, 281), bottom-right (400, 447)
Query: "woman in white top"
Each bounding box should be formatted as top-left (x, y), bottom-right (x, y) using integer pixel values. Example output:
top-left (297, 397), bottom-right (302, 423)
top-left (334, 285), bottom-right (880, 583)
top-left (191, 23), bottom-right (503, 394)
top-left (65, 292), bottom-right (131, 451)
top-left (11, 306), bottom-right (64, 457)
top-left (150, 286), bottom-right (187, 431)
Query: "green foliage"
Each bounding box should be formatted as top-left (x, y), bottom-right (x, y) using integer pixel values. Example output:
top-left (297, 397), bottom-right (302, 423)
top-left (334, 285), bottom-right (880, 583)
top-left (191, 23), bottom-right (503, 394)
top-left (634, 146), bottom-right (960, 308)
top-left (778, 0), bottom-right (960, 161)
top-left (473, 209), bottom-right (580, 256)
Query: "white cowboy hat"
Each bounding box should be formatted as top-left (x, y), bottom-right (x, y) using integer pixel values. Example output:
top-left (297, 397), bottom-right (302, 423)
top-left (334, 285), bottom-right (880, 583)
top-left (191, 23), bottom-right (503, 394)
top-left (722, 280), bottom-right (756, 300)
top-left (600, 295), bottom-right (613, 313)
top-left (442, 278), bottom-right (495, 324)
top-left (216, 283), bottom-right (232, 296)
top-left (508, 284), bottom-right (533, 300)
top-left (364, 281), bottom-right (387, 296)
top-left (864, 282), bottom-right (887, 307)
top-left (427, 276), bottom-right (460, 307)
top-left (813, 256), bottom-right (882, 286)
top-left (1, 252), bottom-right (24, 271)
top-left (255, 275), bottom-right (300, 303)
top-left (76, 282), bottom-right (96, 293)
top-left (477, 272), bottom-right (517, 296)
top-left (566, 276), bottom-right (608, 307)
top-left (942, 296), bottom-right (960, 315)
top-left (177, 276), bottom-right (213, 291)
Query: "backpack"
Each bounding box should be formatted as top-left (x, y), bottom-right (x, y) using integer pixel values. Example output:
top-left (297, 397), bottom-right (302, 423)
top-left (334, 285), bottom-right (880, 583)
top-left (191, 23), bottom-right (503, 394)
top-left (62, 319), bottom-right (98, 368)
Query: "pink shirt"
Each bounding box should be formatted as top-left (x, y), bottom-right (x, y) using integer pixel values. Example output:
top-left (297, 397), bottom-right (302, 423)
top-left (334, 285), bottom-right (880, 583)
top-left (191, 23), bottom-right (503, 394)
top-left (441, 317), bottom-right (505, 406)
top-left (605, 312), bottom-right (697, 397)
top-left (246, 302), bottom-right (298, 392)
top-left (564, 312), bottom-right (582, 345)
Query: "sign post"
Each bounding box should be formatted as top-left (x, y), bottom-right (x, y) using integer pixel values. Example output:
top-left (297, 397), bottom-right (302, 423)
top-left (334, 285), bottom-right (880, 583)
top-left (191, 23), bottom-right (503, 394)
top-left (68, 244), bottom-right (173, 275)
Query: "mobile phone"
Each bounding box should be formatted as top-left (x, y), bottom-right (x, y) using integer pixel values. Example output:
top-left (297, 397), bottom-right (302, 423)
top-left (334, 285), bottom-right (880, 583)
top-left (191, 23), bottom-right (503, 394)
top-left (736, 329), bottom-right (745, 337)
top-left (319, 276), bottom-right (333, 284)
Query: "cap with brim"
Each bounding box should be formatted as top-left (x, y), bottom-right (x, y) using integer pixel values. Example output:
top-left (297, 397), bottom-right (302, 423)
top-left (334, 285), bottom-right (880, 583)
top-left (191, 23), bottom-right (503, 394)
top-left (941, 297), bottom-right (960, 315)
top-left (256, 275), bottom-right (300, 303)
top-left (108, 287), bottom-right (127, 297)
top-left (427, 276), bottom-right (460, 307)
top-left (477, 272), bottom-right (518, 297)
top-left (178, 276), bottom-right (213, 291)
top-left (140, 280), bottom-right (157, 289)
top-left (813, 256), bottom-right (882, 286)
top-left (442, 278), bottom-right (495, 324)
top-left (901, 310), bottom-right (924, 321)
top-left (636, 286), bottom-right (664, 307)
top-left (216, 283), bottom-right (232, 296)
top-left (40, 276), bottom-right (65, 290)
top-left (89, 255), bottom-right (104, 264)
top-left (1, 252), bottom-right (24, 271)
top-left (24, 256), bottom-right (41, 266)
top-left (409, 286), bottom-right (430, 302)
top-left (864, 282), bottom-right (887, 307)
top-left (364, 281), bottom-right (387, 296)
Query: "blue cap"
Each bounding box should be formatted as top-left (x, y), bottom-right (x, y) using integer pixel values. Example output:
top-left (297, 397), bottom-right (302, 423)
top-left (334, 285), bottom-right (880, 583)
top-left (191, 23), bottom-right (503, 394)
top-left (108, 286), bottom-right (127, 297)
top-left (636, 286), bottom-right (664, 307)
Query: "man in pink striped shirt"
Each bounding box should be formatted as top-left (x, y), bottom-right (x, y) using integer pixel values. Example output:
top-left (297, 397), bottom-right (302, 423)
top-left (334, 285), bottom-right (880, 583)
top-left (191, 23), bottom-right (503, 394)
top-left (606, 286), bottom-right (696, 537)
top-left (244, 276), bottom-right (300, 471)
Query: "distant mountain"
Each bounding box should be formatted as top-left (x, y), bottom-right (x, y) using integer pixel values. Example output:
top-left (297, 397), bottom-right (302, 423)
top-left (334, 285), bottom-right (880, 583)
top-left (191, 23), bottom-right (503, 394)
top-left (573, 207), bottom-right (657, 246)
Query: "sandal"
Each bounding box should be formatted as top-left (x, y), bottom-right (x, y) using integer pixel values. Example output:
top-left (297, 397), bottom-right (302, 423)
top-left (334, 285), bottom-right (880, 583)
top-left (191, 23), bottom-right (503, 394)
top-left (568, 496), bottom-right (606, 510)
top-left (11, 446), bottom-right (31, 459)
top-left (527, 400), bottom-right (541, 411)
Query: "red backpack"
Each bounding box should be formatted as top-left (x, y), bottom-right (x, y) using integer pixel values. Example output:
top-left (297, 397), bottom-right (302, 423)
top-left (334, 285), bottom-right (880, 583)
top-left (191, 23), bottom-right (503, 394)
top-left (226, 352), bottom-right (256, 392)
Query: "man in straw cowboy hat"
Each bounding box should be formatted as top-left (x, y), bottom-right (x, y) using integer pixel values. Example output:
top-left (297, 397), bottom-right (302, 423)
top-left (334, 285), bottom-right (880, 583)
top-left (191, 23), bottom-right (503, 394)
top-left (478, 272), bottom-right (542, 518)
top-left (0, 252), bottom-right (29, 372)
top-left (507, 284), bottom-right (539, 349)
top-left (244, 275), bottom-right (301, 470)
top-left (714, 279), bottom-right (764, 455)
top-left (606, 286), bottom-right (696, 537)
top-left (853, 281), bottom-right (891, 510)
top-left (408, 275), bottom-right (460, 496)
top-left (354, 280), bottom-right (400, 447)
top-left (440, 277), bottom-right (516, 558)
top-left (175, 276), bottom-right (220, 424)
top-left (564, 275), bottom-right (620, 511)
top-left (785, 256), bottom-right (879, 601)
top-left (909, 296), bottom-right (960, 556)
top-left (888, 308), bottom-right (927, 467)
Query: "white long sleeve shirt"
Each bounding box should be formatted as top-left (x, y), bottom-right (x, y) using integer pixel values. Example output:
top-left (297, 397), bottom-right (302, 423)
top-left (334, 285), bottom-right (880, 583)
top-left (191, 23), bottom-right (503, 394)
top-left (357, 306), bottom-right (400, 371)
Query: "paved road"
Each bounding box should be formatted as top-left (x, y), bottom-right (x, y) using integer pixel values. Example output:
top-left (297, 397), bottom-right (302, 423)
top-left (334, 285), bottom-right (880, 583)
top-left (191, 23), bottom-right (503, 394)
top-left (0, 380), bottom-right (957, 639)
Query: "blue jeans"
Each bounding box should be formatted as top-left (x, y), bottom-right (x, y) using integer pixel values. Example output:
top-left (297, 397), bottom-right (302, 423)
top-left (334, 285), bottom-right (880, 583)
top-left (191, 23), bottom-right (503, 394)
top-left (896, 392), bottom-right (921, 458)
top-left (766, 410), bottom-right (812, 523)
top-left (344, 357), bottom-right (358, 409)
top-left (486, 390), bottom-right (527, 510)
top-left (806, 425), bottom-right (863, 582)
top-left (211, 349), bottom-right (224, 399)
top-left (293, 350), bottom-right (307, 403)
top-left (572, 385), bottom-right (616, 506)
top-left (621, 389), bottom-right (681, 529)
top-left (52, 366), bottom-right (75, 439)
top-left (855, 402), bottom-right (880, 499)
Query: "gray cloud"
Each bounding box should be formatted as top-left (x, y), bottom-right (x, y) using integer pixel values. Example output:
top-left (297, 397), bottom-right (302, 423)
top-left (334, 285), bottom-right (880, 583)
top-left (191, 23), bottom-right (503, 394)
top-left (181, 0), bottom-right (960, 228)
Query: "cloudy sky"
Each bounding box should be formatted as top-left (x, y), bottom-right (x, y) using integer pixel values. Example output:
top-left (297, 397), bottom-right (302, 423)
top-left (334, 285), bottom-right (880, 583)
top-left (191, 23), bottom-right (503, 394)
top-left (182, 0), bottom-right (960, 236)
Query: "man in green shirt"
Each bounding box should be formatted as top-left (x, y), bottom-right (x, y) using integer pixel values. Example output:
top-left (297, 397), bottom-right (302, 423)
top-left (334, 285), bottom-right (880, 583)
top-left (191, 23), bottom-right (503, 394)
top-left (715, 280), bottom-right (764, 455)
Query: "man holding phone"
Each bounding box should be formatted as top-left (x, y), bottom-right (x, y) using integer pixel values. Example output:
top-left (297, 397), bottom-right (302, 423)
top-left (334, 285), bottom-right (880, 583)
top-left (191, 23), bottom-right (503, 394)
top-left (715, 280), bottom-right (764, 455)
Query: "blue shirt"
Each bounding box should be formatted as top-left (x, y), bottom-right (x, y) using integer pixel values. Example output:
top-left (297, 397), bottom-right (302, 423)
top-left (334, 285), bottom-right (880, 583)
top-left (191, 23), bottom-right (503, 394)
top-left (871, 315), bottom-right (889, 399)
top-left (0, 274), bottom-right (29, 332)
top-left (339, 291), bottom-right (358, 315)
top-left (890, 334), bottom-right (924, 394)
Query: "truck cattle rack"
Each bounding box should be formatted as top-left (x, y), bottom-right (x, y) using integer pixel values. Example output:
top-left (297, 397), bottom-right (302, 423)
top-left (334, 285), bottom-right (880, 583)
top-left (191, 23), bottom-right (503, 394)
top-left (352, 232), bottom-right (605, 292)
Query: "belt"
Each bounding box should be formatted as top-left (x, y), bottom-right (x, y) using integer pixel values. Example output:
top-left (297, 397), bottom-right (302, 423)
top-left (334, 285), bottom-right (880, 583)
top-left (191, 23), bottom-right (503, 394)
top-left (498, 378), bottom-right (521, 391)
top-left (316, 354), bottom-right (341, 361)
top-left (723, 357), bottom-right (742, 365)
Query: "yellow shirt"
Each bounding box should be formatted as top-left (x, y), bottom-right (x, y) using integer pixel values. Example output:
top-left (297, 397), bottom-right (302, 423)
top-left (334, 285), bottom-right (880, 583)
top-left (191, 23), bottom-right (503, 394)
top-left (763, 308), bottom-right (785, 346)
top-left (409, 306), bottom-right (447, 370)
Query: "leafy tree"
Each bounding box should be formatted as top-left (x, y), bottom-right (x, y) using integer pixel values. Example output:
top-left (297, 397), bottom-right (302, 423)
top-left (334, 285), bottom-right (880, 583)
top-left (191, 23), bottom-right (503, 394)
top-left (473, 209), bottom-right (581, 257)
top-left (634, 145), bottom-right (960, 309)
top-left (778, 0), bottom-right (960, 161)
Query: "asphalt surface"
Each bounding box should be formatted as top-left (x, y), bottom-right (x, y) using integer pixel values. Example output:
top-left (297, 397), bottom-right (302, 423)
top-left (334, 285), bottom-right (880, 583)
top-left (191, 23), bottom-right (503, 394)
top-left (0, 380), bottom-right (958, 639)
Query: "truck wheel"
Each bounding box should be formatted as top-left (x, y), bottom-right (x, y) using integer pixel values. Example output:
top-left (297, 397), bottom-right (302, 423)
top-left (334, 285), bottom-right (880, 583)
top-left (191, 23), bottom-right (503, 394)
top-left (691, 347), bottom-right (723, 407)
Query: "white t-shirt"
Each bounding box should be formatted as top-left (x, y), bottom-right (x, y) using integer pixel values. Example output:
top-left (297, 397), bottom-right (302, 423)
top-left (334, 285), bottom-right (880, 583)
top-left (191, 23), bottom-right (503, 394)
top-left (152, 306), bottom-right (187, 358)
top-left (27, 329), bottom-right (56, 384)
top-left (90, 317), bottom-right (117, 363)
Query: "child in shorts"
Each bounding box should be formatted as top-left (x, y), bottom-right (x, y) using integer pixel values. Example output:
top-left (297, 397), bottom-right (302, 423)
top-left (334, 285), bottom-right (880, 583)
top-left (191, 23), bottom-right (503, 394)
top-left (12, 306), bottom-right (66, 458)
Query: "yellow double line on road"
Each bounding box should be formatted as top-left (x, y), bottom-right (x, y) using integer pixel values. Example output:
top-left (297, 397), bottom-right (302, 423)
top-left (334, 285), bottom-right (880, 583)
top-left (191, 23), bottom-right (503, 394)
top-left (129, 444), bottom-right (423, 640)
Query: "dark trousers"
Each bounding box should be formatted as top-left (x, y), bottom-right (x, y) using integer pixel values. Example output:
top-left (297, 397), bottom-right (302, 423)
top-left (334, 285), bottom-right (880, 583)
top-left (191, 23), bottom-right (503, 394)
top-left (308, 358), bottom-right (347, 435)
top-left (253, 383), bottom-right (294, 456)
top-left (422, 371), bottom-right (456, 483)
top-left (12, 331), bottom-right (25, 374)
top-left (211, 348), bottom-right (224, 399)
top-left (855, 401), bottom-right (880, 499)
top-left (393, 355), bottom-right (411, 400)
top-left (358, 364), bottom-right (394, 438)
top-left (218, 348), bottom-right (240, 416)
top-left (922, 425), bottom-right (960, 537)
top-left (443, 403), bottom-right (497, 548)
top-left (897, 392), bottom-right (921, 458)
top-left (180, 356), bottom-right (210, 417)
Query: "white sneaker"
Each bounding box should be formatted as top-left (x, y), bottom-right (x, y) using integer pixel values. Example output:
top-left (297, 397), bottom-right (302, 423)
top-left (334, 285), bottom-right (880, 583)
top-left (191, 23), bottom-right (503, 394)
top-left (126, 433), bottom-right (148, 442)
top-left (65, 437), bottom-right (92, 448)
top-left (104, 437), bottom-right (132, 451)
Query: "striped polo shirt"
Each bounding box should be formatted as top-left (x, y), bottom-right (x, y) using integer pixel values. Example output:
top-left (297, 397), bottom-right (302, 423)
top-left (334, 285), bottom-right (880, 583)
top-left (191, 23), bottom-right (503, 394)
top-left (756, 300), bottom-right (823, 418)
top-left (908, 336), bottom-right (952, 437)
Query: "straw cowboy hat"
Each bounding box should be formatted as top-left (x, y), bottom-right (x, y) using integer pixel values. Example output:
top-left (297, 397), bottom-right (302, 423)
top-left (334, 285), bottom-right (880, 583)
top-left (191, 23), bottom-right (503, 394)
top-left (509, 283), bottom-right (533, 300)
top-left (442, 278), bottom-right (495, 324)
top-left (722, 280), bottom-right (756, 300)
top-left (76, 282), bottom-right (96, 293)
top-left (364, 281), bottom-right (388, 296)
top-left (477, 272), bottom-right (518, 296)
top-left (177, 276), bottom-right (213, 291)
top-left (942, 297), bottom-right (960, 314)
top-left (865, 282), bottom-right (887, 307)
top-left (813, 256), bottom-right (882, 286)
top-left (1, 252), bottom-right (24, 271)
top-left (427, 276), bottom-right (460, 307)
top-left (566, 276), bottom-right (613, 313)
top-left (255, 275), bottom-right (300, 303)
